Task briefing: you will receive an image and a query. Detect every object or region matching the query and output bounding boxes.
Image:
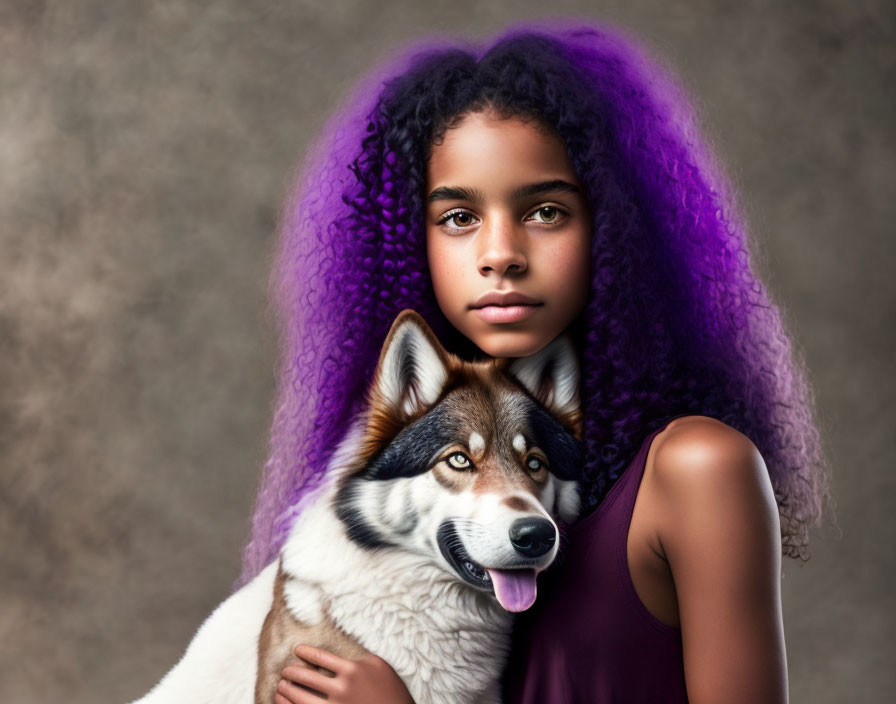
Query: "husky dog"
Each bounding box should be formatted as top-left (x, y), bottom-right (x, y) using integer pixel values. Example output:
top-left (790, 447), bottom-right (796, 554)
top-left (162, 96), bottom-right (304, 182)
top-left (133, 309), bottom-right (583, 704)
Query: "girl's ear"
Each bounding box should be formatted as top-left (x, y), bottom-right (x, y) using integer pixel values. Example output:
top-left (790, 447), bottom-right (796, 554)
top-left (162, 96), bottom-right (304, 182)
top-left (508, 335), bottom-right (581, 420)
top-left (370, 310), bottom-right (453, 419)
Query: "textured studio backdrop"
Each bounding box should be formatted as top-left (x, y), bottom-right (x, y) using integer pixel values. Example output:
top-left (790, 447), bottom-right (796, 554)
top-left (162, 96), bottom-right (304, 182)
top-left (1, 1), bottom-right (893, 702)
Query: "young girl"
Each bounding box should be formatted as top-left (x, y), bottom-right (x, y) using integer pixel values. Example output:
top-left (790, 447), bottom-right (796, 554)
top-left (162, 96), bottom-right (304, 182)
top-left (238, 22), bottom-right (829, 704)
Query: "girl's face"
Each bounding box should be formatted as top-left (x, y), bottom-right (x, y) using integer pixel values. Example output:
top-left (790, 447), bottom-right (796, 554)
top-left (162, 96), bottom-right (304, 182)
top-left (425, 110), bottom-right (592, 358)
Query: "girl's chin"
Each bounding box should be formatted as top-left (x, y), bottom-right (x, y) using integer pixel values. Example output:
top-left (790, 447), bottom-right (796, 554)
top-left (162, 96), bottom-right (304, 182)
top-left (468, 328), bottom-right (553, 359)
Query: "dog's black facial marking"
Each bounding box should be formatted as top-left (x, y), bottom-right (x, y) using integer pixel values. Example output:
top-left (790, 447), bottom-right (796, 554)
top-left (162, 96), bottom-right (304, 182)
top-left (364, 403), bottom-right (459, 480)
top-left (524, 401), bottom-right (583, 481)
top-left (436, 521), bottom-right (493, 591)
top-left (336, 403), bottom-right (460, 549)
top-left (334, 480), bottom-right (393, 550)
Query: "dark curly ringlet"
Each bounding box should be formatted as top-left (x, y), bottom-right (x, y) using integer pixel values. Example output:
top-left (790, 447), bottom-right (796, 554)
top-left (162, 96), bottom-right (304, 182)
top-left (238, 21), bottom-right (831, 586)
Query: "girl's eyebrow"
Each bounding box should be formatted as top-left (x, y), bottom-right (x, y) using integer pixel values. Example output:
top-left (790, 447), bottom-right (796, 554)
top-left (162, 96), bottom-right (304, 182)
top-left (427, 179), bottom-right (581, 204)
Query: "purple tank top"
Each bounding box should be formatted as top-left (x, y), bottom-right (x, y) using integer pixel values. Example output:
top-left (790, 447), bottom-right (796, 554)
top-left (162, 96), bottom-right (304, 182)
top-left (501, 423), bottom-right (689, 703)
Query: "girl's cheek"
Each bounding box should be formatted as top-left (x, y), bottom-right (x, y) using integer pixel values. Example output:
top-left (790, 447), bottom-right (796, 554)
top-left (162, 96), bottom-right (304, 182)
top-left (428, 244), bottom-right (474, 306)
top-left (551, 231), bottom-right (591, 277)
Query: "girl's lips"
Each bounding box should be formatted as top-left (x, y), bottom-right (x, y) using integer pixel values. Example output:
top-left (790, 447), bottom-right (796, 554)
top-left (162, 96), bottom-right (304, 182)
top-left (473, 304), bottom-right (542, 324)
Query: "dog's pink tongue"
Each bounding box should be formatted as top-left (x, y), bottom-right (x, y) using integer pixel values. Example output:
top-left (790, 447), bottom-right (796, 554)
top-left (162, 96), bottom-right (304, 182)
top-left (486, 569), bottom-right (538, 612)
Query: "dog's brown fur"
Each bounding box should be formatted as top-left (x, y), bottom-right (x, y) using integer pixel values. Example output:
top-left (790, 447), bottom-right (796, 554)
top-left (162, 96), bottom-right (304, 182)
top-left (255, 562), bottom-right (368, 703)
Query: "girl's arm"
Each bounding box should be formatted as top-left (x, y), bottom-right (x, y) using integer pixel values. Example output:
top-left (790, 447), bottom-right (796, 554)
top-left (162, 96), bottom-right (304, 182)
top-left (274, 644), bottom-right (415, 704)
top-left (652, 419), bottom-right (788, 704)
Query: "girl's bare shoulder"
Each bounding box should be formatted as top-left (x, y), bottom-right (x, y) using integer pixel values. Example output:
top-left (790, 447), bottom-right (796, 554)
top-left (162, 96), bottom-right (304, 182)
top-left (645, 415), bottom-right (779, 538)
top-left (650, 415), bottom-right (768, 488)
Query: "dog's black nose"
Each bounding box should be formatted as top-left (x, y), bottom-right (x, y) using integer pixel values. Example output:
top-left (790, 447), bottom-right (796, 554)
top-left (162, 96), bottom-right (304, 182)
top-left (509, 518), bottom-right (556, 558)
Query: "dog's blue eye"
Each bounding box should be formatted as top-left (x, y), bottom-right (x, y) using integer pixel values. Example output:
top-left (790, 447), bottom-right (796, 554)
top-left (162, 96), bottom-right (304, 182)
top-left (526, 456), bottom-right (545, 472)
top-left (447, 452), bottom-right (473, 470)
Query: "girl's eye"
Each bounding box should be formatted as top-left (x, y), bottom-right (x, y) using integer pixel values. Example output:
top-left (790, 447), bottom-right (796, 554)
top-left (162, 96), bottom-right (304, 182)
top-left (446, 452), bottom-right (474, 470)
top-left (528, 205), bottom-right (567, 225)
top-left (437, 209), bottom-right (479, 231)
top-left (526, 456), bottom-right (546, 472)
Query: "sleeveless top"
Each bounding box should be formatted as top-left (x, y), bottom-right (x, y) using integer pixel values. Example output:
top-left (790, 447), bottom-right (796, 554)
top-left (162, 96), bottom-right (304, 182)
top-left (501, 422), bottom-right (689, 703)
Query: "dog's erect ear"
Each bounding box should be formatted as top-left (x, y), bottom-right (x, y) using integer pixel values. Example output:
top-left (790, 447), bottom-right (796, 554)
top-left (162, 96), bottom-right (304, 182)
top-left (371, 310), bottom-right (453, 420)
top-left (508, 335), bottom-right (580, 420)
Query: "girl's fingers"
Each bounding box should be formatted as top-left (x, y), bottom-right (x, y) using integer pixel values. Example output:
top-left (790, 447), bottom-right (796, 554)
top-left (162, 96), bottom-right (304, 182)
top-left (274, 691), bottom-right (300, 704)
top-left (276, 678), bottom-right (326, 704)
top-left (282, 665), bottom-right (339, 696)
top-left (293, 643), bottom-right (349, 676)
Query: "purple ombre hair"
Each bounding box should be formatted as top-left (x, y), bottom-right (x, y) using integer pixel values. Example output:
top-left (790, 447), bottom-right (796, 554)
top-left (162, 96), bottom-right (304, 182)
top-left (238, 22), bottom-right (829, 586)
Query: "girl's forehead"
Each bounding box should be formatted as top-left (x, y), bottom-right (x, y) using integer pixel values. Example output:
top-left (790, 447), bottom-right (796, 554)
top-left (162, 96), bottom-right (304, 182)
top-left (426, 111), bottom-right (578, 194)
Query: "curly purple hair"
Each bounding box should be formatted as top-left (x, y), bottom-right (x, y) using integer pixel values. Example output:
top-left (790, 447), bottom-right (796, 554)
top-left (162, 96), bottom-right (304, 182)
top-left (238, 21), bottom-right (829, 585)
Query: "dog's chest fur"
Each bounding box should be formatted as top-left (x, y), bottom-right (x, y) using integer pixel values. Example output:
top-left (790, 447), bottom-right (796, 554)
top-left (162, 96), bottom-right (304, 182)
top-left (259, 484), bottom-right (514, 704)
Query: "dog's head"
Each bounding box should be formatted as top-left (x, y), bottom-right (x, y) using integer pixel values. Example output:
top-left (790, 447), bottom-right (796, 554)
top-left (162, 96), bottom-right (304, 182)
top-left (334, 310), bottom-right (584, 612)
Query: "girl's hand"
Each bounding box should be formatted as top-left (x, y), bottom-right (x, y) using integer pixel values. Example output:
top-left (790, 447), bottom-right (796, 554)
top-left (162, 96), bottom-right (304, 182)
top-left (275, 643), bottom-right (415, 704)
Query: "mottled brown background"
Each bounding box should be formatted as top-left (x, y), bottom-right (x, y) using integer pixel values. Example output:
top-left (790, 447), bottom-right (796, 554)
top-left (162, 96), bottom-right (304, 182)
top-left (1, 1), bottom-right (893, 702)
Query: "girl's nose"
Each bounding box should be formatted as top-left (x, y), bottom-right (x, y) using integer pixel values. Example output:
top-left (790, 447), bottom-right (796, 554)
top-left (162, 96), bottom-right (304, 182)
top-left (477, 217), bottom-right (528, 277)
